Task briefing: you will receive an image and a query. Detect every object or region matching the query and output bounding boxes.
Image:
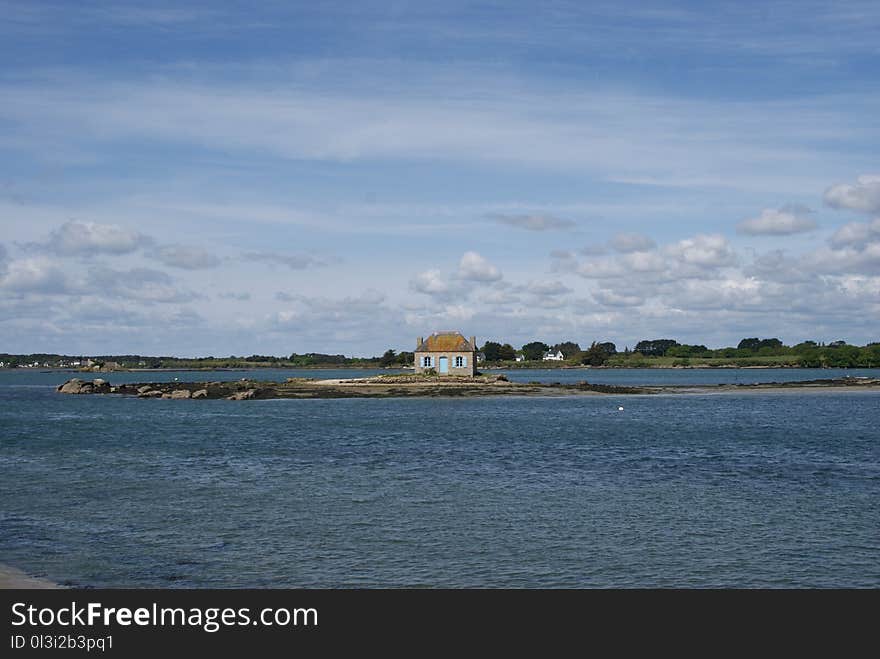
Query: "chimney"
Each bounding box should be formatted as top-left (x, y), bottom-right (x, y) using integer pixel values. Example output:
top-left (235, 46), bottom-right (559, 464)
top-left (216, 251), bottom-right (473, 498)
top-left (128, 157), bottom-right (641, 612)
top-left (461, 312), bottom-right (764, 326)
top-left (417, 336), bottom-right (423, 349)
top-left (470, 336), bottom-right (477, 350)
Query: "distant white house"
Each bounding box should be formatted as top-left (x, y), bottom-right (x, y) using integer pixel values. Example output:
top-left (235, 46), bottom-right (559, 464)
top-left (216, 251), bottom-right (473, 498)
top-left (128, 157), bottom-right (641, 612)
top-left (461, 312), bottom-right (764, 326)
top-left (515, 354), bottom-right (526, 362)
top-left (543, 350), bottom-right (565, 361)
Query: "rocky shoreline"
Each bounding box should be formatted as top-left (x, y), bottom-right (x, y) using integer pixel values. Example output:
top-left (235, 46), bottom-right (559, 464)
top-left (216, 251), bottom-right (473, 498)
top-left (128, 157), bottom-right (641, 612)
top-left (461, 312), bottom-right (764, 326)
top-left (54, 375), bottom-right (880, 400)
top-left (0, 564), bottom-right (61, 589)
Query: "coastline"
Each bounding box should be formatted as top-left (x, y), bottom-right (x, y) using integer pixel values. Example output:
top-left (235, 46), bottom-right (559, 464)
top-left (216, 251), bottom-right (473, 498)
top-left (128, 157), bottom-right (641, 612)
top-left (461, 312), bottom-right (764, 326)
top-left (0, 563), bottom-right (61, 589)
top-left (6, 364), bottom-right (878, 374)
top-left (54, 375), bottom-right (880, 401)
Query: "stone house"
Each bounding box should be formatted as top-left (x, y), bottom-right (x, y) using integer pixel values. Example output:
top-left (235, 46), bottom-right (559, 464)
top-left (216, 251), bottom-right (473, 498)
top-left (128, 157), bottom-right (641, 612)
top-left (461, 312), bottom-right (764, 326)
top-left (415, 332), bottom-right (477, 376)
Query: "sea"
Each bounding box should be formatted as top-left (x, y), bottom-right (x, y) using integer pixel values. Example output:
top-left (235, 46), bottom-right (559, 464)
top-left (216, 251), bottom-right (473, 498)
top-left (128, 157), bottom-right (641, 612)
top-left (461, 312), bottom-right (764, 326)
top-left (1, 367), bottom-right (878, 588)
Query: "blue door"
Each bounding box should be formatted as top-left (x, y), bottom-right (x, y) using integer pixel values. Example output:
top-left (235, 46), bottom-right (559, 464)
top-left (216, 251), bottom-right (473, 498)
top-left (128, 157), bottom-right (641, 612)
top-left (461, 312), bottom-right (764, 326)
top-left (439, 356), bottom-right (449, 374)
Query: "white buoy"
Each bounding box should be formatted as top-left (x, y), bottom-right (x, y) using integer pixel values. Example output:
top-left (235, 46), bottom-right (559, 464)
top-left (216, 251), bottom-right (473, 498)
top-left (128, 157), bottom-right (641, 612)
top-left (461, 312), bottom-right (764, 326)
top-left (618, 406), bottom-right (624, 411)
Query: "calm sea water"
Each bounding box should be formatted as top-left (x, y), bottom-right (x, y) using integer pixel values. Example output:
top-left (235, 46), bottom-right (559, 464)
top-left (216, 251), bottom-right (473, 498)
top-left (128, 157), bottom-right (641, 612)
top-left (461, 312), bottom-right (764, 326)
top-left (1, 369), bottom-right (878, 587)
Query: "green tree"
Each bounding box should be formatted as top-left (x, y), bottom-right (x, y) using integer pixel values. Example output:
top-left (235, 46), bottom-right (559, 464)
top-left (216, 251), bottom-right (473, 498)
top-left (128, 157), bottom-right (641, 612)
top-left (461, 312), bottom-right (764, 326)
top-left (737, 338), bottom-right (784, 354)
top-left (825, 345), bottom-right (860, 367)
top-left (481, 341), bottom-right (503, 362)
top-left (379, 349), bottom-right (397, 367)
top-left (498, 343), bottom-right (516, 361)
top-left (634, 339), bottom-right (679, 356)
top-left (581, 341), bottom-right (608, 366)
top-left (797, 348), bottom-right (822, 368)
top-left (667, 344), bottom-right (709, 358)
top-left (521, 341), bottom-right (549, 361)
top-left (857, 345), bottom-right (880, 367)
top-left (553, 341), bottom-right (581, 358)
top-left (737, 338), bottom-right (761, 352)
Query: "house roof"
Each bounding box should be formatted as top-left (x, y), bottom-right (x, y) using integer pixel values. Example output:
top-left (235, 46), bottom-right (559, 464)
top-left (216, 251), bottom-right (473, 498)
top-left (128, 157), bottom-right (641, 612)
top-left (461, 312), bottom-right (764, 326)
top-left (417, 332), bottom-right (475, 352)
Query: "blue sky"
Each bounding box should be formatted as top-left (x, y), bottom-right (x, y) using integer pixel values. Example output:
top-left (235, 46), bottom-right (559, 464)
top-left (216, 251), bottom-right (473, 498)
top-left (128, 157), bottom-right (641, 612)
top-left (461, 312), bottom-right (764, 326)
top-left (1, 1), bottom-right (879, 356)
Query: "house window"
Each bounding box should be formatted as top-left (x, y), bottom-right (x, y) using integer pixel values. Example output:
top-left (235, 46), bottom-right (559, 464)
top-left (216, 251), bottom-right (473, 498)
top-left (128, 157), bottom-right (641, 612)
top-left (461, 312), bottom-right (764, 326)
top-left (422, 356), bottom-right (433, 368)
top-left (455, 356), bottom-right (463, 367)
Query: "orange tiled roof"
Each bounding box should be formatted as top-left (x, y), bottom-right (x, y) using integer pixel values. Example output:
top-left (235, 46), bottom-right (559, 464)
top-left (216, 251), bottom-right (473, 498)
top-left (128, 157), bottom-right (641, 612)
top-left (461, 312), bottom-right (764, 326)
top-left (418, 332), bottom-right (474, 352)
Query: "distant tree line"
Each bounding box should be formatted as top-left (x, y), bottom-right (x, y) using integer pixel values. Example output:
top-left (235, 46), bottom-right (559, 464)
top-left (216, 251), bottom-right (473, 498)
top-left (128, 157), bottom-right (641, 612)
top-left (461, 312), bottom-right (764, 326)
top-left (466, 337), bottom-right (880, 368)
top-left (3, 338), bottom-right (880, 369)
top-left (480, 342), bottom-right (517, 361)
top-left (0, 352), bottom-right (389, 369)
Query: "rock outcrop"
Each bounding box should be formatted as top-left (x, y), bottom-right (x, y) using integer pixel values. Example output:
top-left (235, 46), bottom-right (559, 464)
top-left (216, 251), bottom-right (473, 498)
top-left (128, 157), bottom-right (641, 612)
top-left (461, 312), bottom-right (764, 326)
top-left (57, 378), bottom-right (276, 400)
top-left (57, 378), bottom-right (85, 394)
top-left (57, 378), bottom-right (111, 394)
top-left (226, 389), bottom-right (257, 401)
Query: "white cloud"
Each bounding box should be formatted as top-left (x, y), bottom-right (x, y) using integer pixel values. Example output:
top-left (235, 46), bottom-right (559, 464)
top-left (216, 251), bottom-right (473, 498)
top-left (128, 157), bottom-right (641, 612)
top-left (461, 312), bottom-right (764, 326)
top-left (41, 220), bottom-right (149, 256)
top-left (658, 277), bottom-right (765, 312)
top-left (829, 218), bottom-right (880, 248)
top-left (808, 243), bottom-right (880, 276)
top-left (666, 234), bottom-right (737, 269)
top-left (0, 257), bottom-right (73, 294)
top-left (737, 205), bottom-right (817, 235)
top-left (620, 250), bottom-right (667, 273)
top-left (404, 304), bottom-right (475, 329)
top-left (0, 257), bottom-right (200, 304)
top-left (410, 269), bottom-right (452, 298)
top-left (576, 257), bottom-right (626, 279)
top-left (456, 251), bottom-right (502, 282)
top-left (550, 250), bottom-right (579, 273)
top-left (747, 250), bottom-right (813, 284)
top-left (492, 214), bottom-right (576, 231)
top-left (300, 289), bottom-right (387, 313)
top-left (610, 232), bottom-right (656, 252)
top-left (149, 244), bottom-right (221, 269)
top-left (273, 309), bottom-right (300, 326)
top-left (265, 289), bottom-right (404, 351)
top-left (526, 279), bottom-right (572, 295)
top-left (85, 266), bottom-right (200, 304)
top-left (824, 174), bottom-right (880, 214)
top-left (592, 288), bottom-right (644, 307)
top-left (479, 289), bottom-right (521, 306)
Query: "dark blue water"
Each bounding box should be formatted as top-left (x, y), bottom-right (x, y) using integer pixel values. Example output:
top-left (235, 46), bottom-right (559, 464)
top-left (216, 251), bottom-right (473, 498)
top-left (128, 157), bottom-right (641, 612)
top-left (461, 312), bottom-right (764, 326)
top-left (496, 366), bottom-right (880, 386)
top-left (1, 370), bottom-right (878, 587)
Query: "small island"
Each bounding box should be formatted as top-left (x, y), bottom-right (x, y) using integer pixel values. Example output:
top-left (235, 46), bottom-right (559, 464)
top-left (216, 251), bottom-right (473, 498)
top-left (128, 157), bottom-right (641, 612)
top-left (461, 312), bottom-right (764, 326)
top-left (56, 374), bottom-right (880, 401)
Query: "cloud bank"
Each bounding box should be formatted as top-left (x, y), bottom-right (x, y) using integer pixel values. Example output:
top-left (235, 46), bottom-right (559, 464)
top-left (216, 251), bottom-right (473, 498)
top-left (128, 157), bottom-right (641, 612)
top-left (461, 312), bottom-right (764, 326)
top-left (737, 205), bottom-right (817, 235)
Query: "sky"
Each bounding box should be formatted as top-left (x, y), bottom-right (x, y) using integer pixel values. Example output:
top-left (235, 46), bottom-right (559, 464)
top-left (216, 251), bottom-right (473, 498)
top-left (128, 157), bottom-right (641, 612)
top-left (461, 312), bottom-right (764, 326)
top-left (1, 0), bottom-right (879, 356)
